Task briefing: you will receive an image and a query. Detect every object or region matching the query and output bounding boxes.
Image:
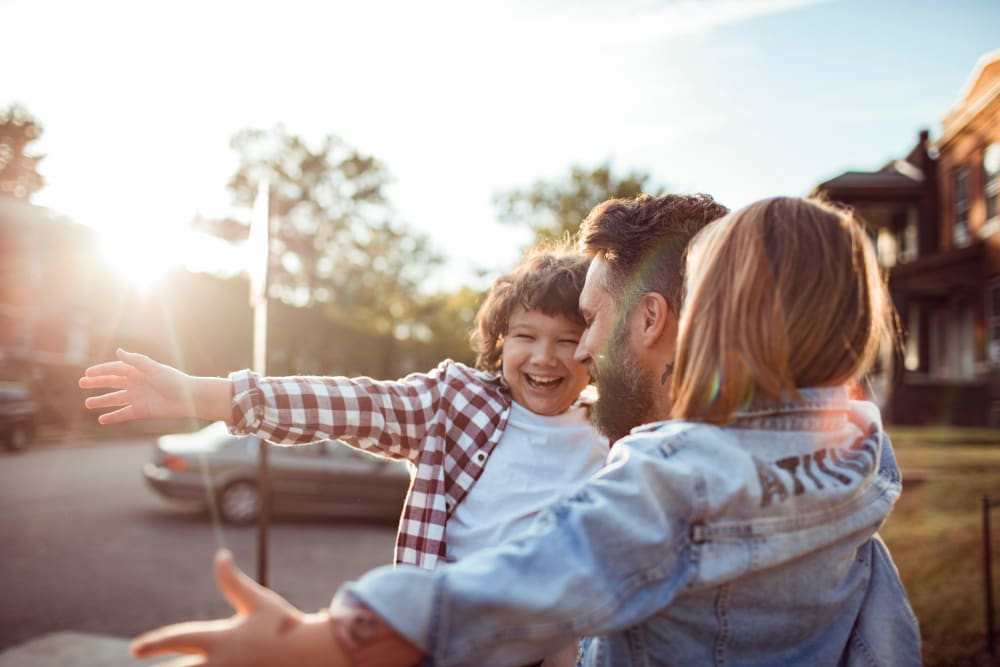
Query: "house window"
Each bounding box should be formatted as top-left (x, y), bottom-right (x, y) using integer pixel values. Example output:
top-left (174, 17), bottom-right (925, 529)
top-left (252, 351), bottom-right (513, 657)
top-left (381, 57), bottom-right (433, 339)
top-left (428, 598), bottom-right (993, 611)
top-left (929, 304), bottom-right (975, 379)
top-left (985, 143), bottom-right (1000, 231)
top-left (953, 167), bottom-right (970, 247)
top-left (903, 207), bottom-right (918, 261)
top-left (891, 208), bottom-right (918, 263)
top-left (989, 279), bottom-right (1000, 364)
top-left (874, 209), bottom-right (918, 268)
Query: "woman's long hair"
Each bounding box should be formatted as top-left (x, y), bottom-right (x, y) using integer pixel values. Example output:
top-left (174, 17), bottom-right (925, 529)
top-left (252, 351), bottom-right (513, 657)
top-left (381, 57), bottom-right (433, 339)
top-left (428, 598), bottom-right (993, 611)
top-left (670, 196), bottom-right (895, 424)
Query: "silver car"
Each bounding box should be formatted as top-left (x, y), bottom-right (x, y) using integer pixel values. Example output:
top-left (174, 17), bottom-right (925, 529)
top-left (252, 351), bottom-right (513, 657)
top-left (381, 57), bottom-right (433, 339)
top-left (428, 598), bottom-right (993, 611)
top-left (143, 421), bottom-right (411, 524)
top-left (0, 381), bottom-right (37, 451)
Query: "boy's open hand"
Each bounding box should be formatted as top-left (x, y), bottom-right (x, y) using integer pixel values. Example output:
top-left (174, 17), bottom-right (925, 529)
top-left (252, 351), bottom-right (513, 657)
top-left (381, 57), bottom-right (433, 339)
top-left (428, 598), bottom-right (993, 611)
top-left (79, 349), bottom-right (193, 424)
top-left (131, 549), bottom-right (351, 667)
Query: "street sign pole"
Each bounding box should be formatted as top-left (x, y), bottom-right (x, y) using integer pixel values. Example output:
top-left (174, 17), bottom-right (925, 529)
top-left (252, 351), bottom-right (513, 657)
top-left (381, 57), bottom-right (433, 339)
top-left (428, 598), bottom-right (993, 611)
top-left (249, 178), bottom-right (271, 586)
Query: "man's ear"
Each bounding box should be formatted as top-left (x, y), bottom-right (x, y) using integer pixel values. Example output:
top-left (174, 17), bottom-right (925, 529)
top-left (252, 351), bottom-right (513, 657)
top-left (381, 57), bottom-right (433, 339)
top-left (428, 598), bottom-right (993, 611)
top-left (634, 292), bottom-right (676, 350)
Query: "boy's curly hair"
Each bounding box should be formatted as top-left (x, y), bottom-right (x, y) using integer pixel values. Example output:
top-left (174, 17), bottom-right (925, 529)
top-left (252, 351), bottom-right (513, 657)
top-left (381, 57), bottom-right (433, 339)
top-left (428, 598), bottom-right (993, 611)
top-left (472, 241), bottom-right (590, 372)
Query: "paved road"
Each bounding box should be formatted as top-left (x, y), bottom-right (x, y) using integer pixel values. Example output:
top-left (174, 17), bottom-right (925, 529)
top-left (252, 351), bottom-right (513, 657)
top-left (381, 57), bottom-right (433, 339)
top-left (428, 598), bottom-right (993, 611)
top-left (0, 437), bottom-right (397, 651)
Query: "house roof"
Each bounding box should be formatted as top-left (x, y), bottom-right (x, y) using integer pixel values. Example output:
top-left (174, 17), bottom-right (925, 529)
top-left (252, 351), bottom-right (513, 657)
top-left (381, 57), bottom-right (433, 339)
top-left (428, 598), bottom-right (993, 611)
top-left (954, 48), bottom-right (1000, 110)
top-left (813, 160), bottom-right (925, 198)
top-left (940, 49), bottom-right (1000, 145)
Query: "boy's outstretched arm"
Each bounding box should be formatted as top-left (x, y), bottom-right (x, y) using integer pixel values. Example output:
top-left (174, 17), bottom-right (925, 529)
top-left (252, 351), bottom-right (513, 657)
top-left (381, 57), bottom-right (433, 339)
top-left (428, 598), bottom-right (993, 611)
top-left (131, 549), bottom-right (351, 667)
top-left (79, 349), bottom-right (232, 425)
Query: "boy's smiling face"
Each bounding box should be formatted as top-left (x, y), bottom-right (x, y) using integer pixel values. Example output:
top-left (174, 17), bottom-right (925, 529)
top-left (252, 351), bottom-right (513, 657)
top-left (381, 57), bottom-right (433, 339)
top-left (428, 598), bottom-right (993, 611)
top-left (501, 306), bottom-right (590, 416)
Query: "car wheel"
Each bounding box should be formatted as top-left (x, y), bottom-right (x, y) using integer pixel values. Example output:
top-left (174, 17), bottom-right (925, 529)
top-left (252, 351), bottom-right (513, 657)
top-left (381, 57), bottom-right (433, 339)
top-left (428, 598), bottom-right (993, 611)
top-left (218, 480), bottom-right (260, 524)
top-left (6, 424), bottom-right (31, 451)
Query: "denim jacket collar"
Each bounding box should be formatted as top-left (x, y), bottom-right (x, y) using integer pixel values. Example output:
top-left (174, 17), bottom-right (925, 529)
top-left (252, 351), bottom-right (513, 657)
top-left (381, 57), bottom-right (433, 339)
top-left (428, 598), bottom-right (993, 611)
top-left (632, 385), bottom-right (850, 435)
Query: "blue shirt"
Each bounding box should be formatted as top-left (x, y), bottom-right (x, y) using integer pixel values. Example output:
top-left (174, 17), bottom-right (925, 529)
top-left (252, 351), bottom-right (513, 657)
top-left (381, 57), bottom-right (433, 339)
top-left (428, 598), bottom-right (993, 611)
top-left (339, 387), bottom-right (921, 666)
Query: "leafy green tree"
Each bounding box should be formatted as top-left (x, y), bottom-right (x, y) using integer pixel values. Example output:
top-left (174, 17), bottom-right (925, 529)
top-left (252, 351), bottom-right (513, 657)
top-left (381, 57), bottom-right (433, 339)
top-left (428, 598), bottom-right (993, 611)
top-left (403, 285), bottom-right (484, 371)
top-left (224, 124), bottom-right (407, 306)
top-left (198, 125), bottom-right (445, 377)
top-left (494, 162), bottom-right (660, 245)
top-left (0, 104), bottom-right (45, 200)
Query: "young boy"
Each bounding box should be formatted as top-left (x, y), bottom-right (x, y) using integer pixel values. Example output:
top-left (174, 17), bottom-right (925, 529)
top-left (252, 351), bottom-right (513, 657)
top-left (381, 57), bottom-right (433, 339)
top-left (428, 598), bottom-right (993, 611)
top-left (80, 244), bottom-right (608, 572)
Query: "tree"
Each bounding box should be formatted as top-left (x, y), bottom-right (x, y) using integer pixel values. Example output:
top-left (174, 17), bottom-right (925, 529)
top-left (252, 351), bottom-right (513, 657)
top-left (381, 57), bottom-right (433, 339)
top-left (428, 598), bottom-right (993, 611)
top-left (0, 104), bottom-right (45, 200)
top-left (198, 125), bottom-right (446, 377)
top-left (493, 162), bottom-right (661, 245)
top-left (403, 285), bottom-right (484, 371)
top-left (223, 125), bottom-right (407, 306)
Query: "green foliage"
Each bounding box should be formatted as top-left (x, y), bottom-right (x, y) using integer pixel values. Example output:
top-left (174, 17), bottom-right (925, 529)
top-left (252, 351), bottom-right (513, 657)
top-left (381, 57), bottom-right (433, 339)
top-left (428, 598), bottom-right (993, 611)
top-left (0, 104), bottom-right (45, 200)
top-left (262, 284), bottom-right (484, 379)
top-left (225, 125), bottom-right (438, 308)
top-left (494, 162), bottom-right (661, 246)
top-left (404, 286), bottom-right (485, 370)
top-left (198, 124), bottom-right (484, 378)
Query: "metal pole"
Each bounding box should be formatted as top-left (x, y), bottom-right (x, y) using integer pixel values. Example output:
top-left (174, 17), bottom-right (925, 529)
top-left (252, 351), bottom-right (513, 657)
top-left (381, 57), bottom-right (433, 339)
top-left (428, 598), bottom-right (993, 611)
top-left (249, 179), bottom-right (270, 586)
top-left (255, 307), bottom-right (269, 587)
top-left (986, 495), bottom-right (996, 661)
top-left (256, 451), bottom-right (269, 585)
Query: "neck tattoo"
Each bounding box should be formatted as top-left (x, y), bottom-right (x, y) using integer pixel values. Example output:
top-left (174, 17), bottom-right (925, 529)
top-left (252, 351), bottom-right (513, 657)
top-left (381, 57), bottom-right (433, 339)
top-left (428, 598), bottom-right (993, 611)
top-left (660, 362), bottom-right (674, 385)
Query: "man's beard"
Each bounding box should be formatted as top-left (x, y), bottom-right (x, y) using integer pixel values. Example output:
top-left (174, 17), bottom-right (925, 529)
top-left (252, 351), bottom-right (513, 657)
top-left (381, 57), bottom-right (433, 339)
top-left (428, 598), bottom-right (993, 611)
top-left (590, 331), bottom-right (657, 443)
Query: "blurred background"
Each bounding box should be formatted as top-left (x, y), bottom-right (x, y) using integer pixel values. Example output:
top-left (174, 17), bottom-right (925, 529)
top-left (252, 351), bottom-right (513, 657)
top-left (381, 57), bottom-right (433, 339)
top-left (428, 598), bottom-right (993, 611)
top-left (1, 0), bottom-right (999, 665)
top-left (3, 0), bottom-right (1000, 430)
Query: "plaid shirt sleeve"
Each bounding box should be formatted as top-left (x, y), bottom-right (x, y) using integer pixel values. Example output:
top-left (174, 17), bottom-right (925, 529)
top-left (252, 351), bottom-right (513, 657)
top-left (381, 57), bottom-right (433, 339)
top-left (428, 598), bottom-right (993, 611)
top-left (227, 364), bottom-right (451, 462)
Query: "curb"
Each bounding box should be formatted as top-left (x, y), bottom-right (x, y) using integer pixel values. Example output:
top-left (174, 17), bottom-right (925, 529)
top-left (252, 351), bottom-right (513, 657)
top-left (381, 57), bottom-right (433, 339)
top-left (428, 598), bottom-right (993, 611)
top-left (0, 632), bottom-right (170, 667)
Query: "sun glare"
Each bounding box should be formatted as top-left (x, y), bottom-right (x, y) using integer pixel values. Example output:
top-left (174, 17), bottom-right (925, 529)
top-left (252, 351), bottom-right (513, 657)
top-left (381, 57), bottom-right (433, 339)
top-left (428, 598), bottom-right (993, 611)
top-left (97, 228), bottom-right (187, 292)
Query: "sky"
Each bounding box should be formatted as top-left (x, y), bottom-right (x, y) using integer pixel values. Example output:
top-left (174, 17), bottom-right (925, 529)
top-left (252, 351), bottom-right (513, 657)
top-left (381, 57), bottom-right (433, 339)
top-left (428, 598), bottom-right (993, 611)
top-left (3, 0), bottom-right (999, 291)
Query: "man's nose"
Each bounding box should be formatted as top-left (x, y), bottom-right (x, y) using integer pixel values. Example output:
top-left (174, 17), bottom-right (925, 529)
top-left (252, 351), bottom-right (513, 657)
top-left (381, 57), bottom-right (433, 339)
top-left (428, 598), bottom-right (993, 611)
top-left (574, 337), bottom-right (592, 365)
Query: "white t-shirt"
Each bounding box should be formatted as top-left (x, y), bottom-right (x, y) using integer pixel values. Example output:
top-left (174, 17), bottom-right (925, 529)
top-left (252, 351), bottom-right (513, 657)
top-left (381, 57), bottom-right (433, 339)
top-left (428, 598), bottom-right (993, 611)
top-left (445, 400), bottom-right (609, 562)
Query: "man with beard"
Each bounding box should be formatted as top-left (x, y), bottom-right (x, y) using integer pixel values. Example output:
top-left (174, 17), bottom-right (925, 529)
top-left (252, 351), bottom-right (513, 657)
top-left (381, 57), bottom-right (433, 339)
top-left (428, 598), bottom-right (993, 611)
top-left (129, 193), bottom-right (731, 667)
top-left (574, 193), bottom-right (728, 443)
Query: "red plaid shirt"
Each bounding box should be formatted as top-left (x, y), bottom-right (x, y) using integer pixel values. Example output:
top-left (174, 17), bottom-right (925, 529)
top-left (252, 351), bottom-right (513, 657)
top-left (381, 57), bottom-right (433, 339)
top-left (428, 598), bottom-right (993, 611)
top-left (228, 360), bottom-right (510, 569)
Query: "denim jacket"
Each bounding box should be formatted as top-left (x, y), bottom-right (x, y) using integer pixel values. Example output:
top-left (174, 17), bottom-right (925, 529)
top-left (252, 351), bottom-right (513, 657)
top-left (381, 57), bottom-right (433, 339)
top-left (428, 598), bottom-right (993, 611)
top-left (340, 387), bottom-right (922, 666)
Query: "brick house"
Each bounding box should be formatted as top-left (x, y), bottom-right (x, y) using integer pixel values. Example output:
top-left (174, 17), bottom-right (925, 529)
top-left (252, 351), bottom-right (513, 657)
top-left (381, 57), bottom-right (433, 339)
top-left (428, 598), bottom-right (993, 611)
top-left (813, 49), bottom-right (1000, 426)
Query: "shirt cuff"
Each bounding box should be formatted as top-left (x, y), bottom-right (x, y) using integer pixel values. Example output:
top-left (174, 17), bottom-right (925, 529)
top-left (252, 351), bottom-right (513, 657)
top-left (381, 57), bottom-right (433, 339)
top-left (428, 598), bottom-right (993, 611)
top-left (227, 369), bottom-right (260, 434)
top-left (335, 564), bottom-right (438, 652)
top-left (327, 596), bottom-right (428, 667)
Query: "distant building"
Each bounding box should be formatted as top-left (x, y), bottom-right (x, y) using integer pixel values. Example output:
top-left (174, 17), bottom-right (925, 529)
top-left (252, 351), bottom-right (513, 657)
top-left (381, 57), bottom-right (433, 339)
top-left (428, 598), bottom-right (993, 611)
top-left (0, 197), bottom-right (95, 370)
top-left (0, 197), bottom-right (102, 423)
top-left (813, 49), bottom-right (1000, 426)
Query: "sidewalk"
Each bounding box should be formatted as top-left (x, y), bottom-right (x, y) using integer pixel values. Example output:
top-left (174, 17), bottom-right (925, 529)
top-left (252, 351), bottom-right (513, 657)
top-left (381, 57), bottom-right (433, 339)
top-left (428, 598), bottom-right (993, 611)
top-left (0, 632), bottom-right (169, 667)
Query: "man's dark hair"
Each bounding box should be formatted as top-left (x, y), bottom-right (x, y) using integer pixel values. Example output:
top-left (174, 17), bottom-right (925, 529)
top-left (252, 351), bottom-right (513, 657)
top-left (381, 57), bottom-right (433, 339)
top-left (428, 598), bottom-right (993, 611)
top-left (578, 193), bottom-right (729, 314)
top-left (472, 242), bottom-right (590, 372)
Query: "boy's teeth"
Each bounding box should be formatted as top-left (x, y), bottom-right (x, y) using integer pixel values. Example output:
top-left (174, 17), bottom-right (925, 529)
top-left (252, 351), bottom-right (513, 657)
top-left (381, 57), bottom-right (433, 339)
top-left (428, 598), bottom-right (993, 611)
top-left (527, 374), bottom-right (560, 386)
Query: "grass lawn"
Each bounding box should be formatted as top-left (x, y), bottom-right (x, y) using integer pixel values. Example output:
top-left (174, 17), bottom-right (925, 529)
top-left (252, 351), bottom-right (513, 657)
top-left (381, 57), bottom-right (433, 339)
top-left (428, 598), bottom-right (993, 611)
top-left (882, 427), bottom-right (1000, 667)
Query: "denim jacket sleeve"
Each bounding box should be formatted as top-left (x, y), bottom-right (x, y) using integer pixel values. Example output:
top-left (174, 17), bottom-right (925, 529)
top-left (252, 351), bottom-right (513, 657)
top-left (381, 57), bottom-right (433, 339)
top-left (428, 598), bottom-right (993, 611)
top-left (339, 423), bottom-right (705, 667)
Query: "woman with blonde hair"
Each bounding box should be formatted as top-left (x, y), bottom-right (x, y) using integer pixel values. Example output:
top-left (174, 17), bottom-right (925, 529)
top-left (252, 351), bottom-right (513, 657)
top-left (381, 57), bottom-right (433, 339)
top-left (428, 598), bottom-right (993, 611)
top-left (129, 196), bottom-right (921, 667)
top-left (671, 195), bottom-right (893, 422)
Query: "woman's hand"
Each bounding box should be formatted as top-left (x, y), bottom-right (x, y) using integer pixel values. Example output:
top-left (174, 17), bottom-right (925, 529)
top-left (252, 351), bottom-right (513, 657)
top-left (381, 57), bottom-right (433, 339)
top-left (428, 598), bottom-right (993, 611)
top-left (131, 550), bottom-right (350, 667)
